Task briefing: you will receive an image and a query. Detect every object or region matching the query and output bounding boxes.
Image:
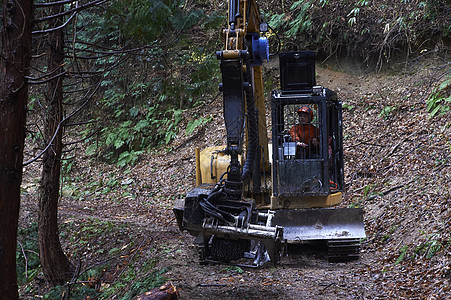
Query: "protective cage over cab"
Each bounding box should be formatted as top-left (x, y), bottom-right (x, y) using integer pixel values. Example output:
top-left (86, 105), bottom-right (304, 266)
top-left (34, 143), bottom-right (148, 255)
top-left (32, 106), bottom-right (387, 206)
top-left (270, 51), bottom-right (344, 209)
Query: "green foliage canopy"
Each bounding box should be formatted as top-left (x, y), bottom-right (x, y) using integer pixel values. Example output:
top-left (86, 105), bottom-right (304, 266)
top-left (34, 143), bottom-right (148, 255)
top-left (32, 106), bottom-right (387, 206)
top-left (78, 0), bottom-right (222, 165)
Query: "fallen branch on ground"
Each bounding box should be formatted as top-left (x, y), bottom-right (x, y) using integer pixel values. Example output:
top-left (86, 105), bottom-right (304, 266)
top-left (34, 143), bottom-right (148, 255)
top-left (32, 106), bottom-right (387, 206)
top-left (364, 178), bottom-right (417, 202)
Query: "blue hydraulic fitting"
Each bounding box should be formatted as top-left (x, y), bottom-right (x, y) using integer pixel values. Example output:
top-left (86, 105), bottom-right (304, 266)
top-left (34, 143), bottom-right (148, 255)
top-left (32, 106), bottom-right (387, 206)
top-left (251, 34), bottom-right (269, 66)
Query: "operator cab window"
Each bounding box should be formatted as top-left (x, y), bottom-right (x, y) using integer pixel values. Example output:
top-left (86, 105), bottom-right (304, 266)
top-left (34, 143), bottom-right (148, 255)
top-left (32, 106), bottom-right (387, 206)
top-left (279, 104), bottom-right (322, 160)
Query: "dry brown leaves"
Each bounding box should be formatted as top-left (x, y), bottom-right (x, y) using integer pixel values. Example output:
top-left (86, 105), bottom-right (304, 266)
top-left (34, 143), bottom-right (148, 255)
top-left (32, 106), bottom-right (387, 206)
top-left (19, 57), bottom-right (450, 299)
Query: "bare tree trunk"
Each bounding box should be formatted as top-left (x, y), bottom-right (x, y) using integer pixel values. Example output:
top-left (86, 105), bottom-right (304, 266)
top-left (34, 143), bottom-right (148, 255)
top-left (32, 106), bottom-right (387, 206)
top-left (38, 3), bottom-right (74, 286)
top-left (0, 0), bottom-right (32, 299)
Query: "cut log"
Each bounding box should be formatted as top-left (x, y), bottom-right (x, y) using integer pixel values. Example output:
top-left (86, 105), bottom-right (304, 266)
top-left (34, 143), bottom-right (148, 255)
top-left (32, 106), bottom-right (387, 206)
top-left (136, 281), bottom-right (180, 300)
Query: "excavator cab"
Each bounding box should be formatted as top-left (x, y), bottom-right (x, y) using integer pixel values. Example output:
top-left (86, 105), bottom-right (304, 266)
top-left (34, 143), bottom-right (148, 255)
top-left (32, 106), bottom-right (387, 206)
top-left (267, 52), bottom-right (365, 261)
top-left (270, 51), bottom-right (344, 208)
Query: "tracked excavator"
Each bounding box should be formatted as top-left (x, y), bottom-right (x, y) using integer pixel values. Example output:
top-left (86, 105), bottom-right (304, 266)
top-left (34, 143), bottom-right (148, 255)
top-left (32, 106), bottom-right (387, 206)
top-left (173, 0), bottom-right (365, 266)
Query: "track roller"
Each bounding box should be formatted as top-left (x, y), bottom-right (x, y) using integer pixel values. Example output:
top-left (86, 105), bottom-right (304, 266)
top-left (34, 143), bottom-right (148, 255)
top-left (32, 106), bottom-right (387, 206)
top-left (327, 239), bottom-right (361, 262)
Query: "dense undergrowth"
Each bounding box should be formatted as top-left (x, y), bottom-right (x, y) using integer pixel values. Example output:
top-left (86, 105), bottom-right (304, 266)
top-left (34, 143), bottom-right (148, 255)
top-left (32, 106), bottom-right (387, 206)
top-left (76, 0), bottom-right (449, 168)
top-left (17, 218), bottom-right (169, 299)
top-left (265, 0), bottom-right (449, 68)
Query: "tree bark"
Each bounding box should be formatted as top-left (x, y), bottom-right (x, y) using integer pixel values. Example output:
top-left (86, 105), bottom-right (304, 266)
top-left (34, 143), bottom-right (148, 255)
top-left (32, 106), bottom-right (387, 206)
top-left (0, 0), bottom-right (33, 299)
top-left (37, 2), bottom-right (74, 286)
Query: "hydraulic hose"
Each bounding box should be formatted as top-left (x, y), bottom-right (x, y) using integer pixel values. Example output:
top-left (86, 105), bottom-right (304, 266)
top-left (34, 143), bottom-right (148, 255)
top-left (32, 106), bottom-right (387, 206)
top-left (200, 184), bottom-right (236, 224)
top-left (241, 82), bottom-right (258, 180)
top-left (268, 23), bottom-right (281, 57)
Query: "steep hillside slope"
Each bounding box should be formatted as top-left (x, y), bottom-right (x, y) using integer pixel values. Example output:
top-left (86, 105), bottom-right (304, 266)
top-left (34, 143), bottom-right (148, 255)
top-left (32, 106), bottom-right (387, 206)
top-left (19, 56), bottom-right (449, 299)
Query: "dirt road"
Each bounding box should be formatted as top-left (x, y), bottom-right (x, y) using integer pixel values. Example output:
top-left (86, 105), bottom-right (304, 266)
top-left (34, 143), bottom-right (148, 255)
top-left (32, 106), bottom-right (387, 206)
top-left (20, 58), bottom-right (450, 299)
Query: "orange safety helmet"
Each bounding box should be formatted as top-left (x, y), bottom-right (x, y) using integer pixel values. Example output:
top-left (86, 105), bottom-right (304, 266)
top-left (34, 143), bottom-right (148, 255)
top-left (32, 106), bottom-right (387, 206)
top-left (297, 106), bottom-right (313, 120)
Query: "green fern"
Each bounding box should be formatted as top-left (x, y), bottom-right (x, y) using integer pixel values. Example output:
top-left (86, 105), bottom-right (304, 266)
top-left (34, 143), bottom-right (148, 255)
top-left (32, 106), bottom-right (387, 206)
top-left (287, 1), bottom-right (312, 37)
top-left (427, 78), bottom-right (451, 118)
top-left (186, 116), bottom-right (213, 136)
top-left (268, 13), bottom-right (286, 30)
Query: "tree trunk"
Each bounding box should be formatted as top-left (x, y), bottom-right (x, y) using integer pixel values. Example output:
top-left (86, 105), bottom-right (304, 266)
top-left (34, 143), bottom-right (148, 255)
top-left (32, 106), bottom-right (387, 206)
top-left (38, 3), bottom-right (74, 286)
top-left (0, 0), bottom-right (32, 299)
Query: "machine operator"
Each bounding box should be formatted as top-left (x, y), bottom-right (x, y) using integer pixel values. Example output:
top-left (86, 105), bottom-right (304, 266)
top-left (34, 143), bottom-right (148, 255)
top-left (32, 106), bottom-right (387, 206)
top-left (289, 106), bottom-right (319, 157)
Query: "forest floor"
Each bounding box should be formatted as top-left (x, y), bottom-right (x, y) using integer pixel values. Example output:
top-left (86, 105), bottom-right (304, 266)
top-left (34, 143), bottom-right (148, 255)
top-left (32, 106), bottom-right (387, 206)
top-left (19, 55), bottom-right (450, 299)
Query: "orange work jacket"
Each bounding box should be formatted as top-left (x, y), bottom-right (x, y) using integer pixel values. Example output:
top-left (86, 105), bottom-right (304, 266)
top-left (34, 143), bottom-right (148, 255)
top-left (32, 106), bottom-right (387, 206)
top-left (289, 124), bottom-right (319, 146)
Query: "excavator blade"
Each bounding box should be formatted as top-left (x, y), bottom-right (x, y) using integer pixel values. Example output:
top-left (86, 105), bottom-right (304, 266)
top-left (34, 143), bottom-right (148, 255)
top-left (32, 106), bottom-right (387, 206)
top-left (269, 208), bottom-right (365, 242)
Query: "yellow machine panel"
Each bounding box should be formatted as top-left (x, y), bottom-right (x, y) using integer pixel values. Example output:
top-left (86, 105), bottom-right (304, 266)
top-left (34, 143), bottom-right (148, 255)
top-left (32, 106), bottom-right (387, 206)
top-left (197, 146), bottom-right (242, 185)
top-left (270, 192), bottom-right (342, 209)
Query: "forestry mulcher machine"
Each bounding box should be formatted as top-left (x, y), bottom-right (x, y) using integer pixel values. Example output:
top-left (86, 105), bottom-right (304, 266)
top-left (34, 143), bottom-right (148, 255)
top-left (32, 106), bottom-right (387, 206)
top-left (173, 0), bottom-right (365, 266)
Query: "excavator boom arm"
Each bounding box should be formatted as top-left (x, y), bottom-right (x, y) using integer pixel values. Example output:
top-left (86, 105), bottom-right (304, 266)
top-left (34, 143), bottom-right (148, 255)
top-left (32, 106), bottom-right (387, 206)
top-left (217, 0), bottom-right (269, 196)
